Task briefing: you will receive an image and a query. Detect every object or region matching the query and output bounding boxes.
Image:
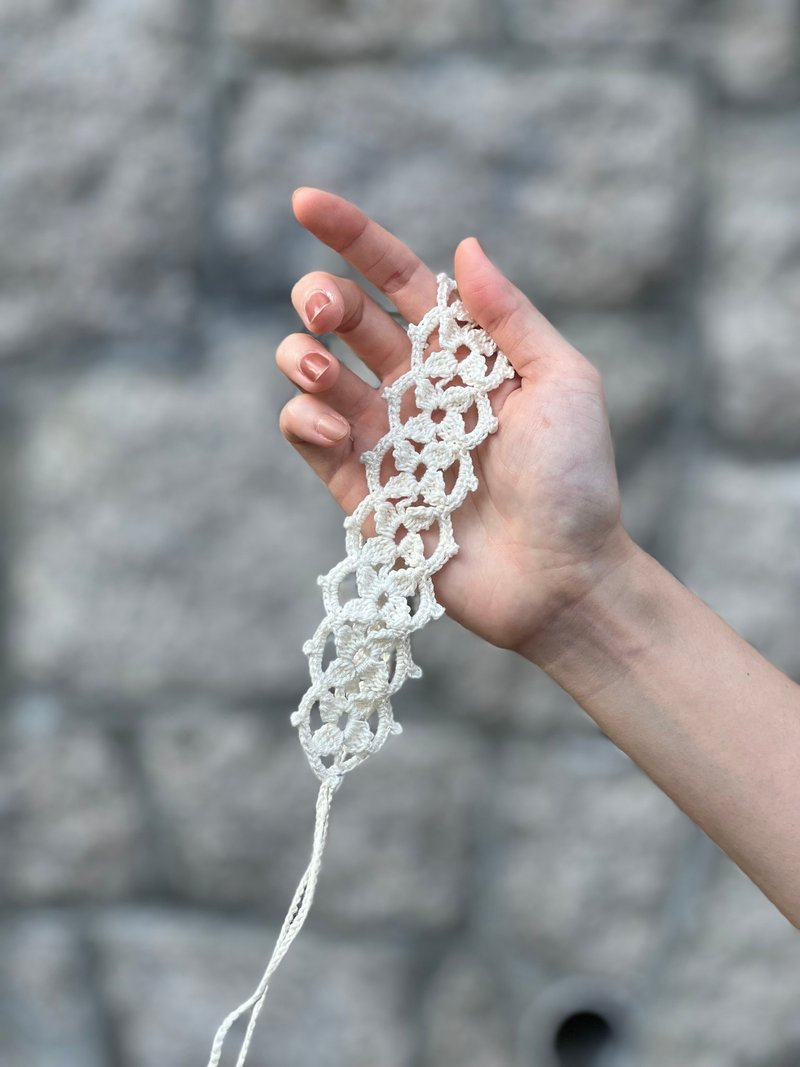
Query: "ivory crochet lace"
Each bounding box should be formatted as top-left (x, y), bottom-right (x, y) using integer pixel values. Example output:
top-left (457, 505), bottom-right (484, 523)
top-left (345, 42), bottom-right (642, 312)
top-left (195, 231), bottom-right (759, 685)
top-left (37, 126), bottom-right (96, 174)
top-left (206, 273), bottom-right (514, 1067)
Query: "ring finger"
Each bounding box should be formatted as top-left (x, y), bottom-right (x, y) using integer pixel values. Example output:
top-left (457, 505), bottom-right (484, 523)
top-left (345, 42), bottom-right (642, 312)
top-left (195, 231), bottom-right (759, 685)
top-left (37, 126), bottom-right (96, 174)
top-left (291, 272), bottom-right (411, 383)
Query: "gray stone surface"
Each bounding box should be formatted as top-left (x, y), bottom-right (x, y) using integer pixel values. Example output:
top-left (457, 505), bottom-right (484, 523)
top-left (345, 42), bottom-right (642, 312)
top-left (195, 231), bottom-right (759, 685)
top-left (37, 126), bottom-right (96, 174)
top-left (318, 717), bottom-right (484, 929)
top-left (412, 615), bottom-right (594, 735)
top-left (0, 0), bottom-right (199, 359)
top-left (484, 736), bottom-right (692, 979)
top-left (221, 61), bottom-right (696, 306)
top-left (221, 0), bottom-right (500, 55)
top-left (0, 694), bottom-right (147, 902)
top-left (0, 914), bottom-right (104, 1067)
top-left (703, 121), bottom-right (800, 453)
top-left (2, 7), bottom-right (800, 1067)
top-left (421, 949), bottom-right (515, 1067)
top-left (636, 853), bottom-right (800, 1067)
top-left (91, 908), bottom-right (414, 1067)
top-left (9, 318), bottom-right (344, 697)
top-left (673, 455), bottom-right (800, 679)
top-left (619, 448), bottom-right (677, 554)
top-left (689, 0), bottom-right (800, 103)
top-left (137, 703), bottom-right (319, 910)
top-left (506, 0), bottom-right (690, 46)
top-left (140, 704), bottom-right (484, 930)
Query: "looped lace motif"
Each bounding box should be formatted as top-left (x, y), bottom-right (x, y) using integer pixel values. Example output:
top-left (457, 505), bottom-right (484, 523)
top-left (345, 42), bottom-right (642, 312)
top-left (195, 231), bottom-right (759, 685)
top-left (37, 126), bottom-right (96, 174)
top-left (291, 273), bottom-right (514, 788)
top-left (206, 273), bottom-right (513, 1067)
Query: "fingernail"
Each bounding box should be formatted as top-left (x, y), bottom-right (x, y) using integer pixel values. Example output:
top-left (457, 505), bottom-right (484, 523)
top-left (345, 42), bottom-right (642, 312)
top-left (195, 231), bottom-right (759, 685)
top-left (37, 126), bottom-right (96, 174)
top-left (305, 290), bottom-right (331, 325)
top-left (316, 412), bottom-right (349, 442)
top-left (300, 351), bottom-right (330, 382)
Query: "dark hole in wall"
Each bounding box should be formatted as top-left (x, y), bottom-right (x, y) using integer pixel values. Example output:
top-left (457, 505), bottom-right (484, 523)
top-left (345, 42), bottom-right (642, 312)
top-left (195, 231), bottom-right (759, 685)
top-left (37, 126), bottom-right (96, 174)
top-left (553, 1010), bottom-right (616, 1067)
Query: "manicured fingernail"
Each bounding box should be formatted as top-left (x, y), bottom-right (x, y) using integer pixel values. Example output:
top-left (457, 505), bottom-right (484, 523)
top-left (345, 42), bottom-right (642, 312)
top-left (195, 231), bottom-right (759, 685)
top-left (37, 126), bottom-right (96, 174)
top-left (305, 290), bottom-right (331, 324)
top-left (316, 412), bottom-right (349, 442)
top-left (300, 351), bottom-right (330, 382)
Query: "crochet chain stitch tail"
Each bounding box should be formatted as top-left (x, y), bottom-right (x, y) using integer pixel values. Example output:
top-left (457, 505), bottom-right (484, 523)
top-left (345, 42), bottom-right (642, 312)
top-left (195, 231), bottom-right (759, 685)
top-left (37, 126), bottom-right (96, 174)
top-left (205, 780), bottom-right (335, 1067)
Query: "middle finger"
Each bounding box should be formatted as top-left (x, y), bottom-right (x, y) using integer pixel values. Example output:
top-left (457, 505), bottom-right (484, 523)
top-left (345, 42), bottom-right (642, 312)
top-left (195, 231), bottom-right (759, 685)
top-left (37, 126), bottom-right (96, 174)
top-left (292, 187), bottom-right (440, 325)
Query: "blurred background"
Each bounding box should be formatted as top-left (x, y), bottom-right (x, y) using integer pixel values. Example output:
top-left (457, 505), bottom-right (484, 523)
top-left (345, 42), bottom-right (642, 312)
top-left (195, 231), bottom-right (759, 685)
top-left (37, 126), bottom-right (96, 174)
top-left (1, 1), bottom-right (800, 1065)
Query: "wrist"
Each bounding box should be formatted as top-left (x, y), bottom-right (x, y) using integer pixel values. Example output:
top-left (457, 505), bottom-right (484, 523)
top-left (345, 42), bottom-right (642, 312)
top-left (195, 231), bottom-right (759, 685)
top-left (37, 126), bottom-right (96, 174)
top-left (518, 530), bottom-right (660, 699)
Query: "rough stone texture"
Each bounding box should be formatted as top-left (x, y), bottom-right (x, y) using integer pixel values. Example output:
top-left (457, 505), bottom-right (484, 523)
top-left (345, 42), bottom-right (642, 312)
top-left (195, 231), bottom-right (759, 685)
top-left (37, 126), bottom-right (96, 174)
top-left (2, 7), bottom-right (800, 1067)
top-left (619, 447), bottom-right (678, 554)
top-left (703, 121), bottom-right (800, 453)
top-left (139, 704), bottom-right (484, 929)
top-left (221, 0), bottom-right (500, 55)
top-left (485, 736), bottom-right (692, 980)
top-left (0, 0), bottom-right (199, 360)
top-left (421, 949), bottom-right (516, 1067)
top-left (0, 694), bottom-right (147, 902)
top-left (689, 0), bottom-right (800, 103)
top-left (506, 0), bottom-right (690, 46)
top-left (91, 908), bottom-right (414, 1067)
top-left (673, 455), bottom-right (800, 680)
top-left (9, 318), bottom-right (345, 697)
top-left (0, 914), bottom-right (104, 1067)
top-left (137, 704), bottom-right (320, 909)
top-left (317, 718), bottom-right (484, 929)
top-left (221, 61), bottom-right (696, 306)
top-left (637, 853), bottom-right (800, 1067)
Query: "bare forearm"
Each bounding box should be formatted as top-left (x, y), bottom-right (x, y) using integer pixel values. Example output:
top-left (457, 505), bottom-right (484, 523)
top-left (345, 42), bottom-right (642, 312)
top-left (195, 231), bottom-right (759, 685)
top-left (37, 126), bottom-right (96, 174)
top-left (522, 540), bottom-right (800, 927)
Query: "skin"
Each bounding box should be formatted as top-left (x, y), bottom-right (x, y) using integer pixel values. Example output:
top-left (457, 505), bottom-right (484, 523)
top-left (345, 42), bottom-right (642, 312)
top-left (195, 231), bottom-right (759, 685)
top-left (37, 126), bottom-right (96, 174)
top-left (278, 187), bottom-right (800, 928)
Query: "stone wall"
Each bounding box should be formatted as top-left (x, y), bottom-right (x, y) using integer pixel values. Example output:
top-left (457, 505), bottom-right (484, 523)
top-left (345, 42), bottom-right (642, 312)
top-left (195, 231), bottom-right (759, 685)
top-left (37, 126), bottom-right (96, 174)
top-left (1, 2), bottom-right (800, 1065)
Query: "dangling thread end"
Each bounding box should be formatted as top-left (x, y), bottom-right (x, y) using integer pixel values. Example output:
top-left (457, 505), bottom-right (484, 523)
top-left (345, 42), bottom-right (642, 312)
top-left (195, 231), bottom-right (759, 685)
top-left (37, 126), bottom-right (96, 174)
top-left (205, 780), bottom-right (336, 1067)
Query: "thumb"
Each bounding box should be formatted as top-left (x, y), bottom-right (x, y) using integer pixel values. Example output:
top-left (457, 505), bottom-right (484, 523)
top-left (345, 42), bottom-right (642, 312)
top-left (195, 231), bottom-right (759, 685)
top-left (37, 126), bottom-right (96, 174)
top-left (453, 237), bottom-right (580, 380)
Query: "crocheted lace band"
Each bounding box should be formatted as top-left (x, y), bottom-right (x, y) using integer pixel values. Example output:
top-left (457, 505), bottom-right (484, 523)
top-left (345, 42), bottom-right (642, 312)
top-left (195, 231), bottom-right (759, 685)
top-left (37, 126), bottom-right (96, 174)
top-left (206, 273), bottom-right (514, 1067)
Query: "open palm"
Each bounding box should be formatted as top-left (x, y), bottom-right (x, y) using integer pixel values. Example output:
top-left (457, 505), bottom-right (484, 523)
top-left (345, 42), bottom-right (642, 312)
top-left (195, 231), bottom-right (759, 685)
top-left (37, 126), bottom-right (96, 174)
top-left (278, 188), bottom-right (631, 655)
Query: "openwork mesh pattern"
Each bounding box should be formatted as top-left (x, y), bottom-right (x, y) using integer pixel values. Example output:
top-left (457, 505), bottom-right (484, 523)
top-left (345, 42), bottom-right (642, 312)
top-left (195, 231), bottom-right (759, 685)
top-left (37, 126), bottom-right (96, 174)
top-left (292, 273), bottom-right (515, 787)
top-left (207, 274), bottom-right (513, 1067)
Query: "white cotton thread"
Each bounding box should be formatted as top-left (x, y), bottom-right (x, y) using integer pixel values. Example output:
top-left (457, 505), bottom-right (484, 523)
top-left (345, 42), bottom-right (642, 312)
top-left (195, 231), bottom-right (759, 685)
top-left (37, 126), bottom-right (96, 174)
top-left (206, 273), bottom-right (514, 1067)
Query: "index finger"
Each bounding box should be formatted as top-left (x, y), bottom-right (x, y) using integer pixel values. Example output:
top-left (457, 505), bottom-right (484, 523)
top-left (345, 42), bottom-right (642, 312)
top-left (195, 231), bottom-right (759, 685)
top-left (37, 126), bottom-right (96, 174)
top-left (291, 187), bottom-right (439, 325)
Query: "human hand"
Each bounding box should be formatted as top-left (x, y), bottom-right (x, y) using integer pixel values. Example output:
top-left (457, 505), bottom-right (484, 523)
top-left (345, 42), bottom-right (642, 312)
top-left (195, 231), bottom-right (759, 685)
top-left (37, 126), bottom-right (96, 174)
top-left (278, 188), bottom-right (636, 658)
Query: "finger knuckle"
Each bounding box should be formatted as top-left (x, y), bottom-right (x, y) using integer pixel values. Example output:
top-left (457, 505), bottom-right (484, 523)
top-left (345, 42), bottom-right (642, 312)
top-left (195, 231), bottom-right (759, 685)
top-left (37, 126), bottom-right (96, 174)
top-left (337, 288), bottom-right (367, 336)
top-left (380, 257), bottom-right (419, 296)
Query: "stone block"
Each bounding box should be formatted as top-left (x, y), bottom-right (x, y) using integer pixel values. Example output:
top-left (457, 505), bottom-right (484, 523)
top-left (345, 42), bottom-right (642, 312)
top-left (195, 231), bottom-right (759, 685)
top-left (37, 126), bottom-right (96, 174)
top-left (636, 853), bottom-right (800, 1067)
top-left (0, 694), bottom-right (147, 902)
top-left (10, 317), bottom-right (346, 696)
top-left (137, 704), bottom-right (322, 910)
top-left (421, 949), bottom-right (516, 1067)
top-left (0, 914), bottom-right (104, 1067)
top-left (673, 455), bottom-right (800, 679)
top-left (221, 61), bottom-right (696, 307)
top-left (702, 121), bottom-right (800, 453)
top-left (139, 704), bottom-right (485, 930)
top-left (318, 716), bottom-right (485, 929)
top-left (506, 0), bottom-right (690, 46)
top-left (0, 0), bottom-right (199, 359)
top-left (483, 736), bottom-right (691, 979)
top-left (91, 908), bottom-right (414, 1067)
top-left (221, 0), bottom-right (499, 56)
top-left (687, 0), bottom-right (800, 103)
top-left (619, 448), bottom-right (677, 555)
